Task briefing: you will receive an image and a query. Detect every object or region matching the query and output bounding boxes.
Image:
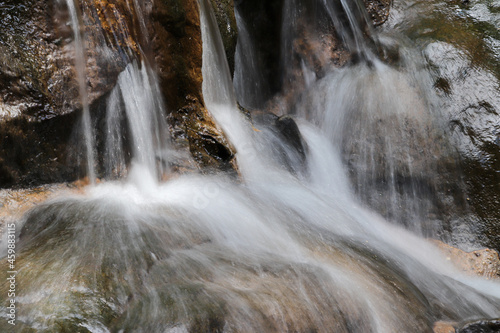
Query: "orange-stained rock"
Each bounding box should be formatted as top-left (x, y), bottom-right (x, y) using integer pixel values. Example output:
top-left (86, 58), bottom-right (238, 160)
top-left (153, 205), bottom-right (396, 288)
top-left (433, 321), bottom-right (457, 333)
top-left (0, 184), bottom-right (77, 226)
top-left (431, 239), bottom-right (500, 280)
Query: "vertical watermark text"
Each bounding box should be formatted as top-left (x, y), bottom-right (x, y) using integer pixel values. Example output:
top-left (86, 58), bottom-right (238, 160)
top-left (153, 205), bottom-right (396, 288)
top-left (6, 223), bottom-right (16, 326)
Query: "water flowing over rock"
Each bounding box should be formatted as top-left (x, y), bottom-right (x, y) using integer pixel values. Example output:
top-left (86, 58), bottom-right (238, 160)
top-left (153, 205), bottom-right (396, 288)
top-left (386, 0), bottom-right (500, 250)
top-left (1, 0), bottom-right (500, 331)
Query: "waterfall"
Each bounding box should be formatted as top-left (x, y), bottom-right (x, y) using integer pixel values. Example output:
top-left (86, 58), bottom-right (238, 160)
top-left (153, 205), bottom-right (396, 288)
top-left (235, 0), bottom-right (464, 236)
top-left (0, 0), bottom-right (499, 332)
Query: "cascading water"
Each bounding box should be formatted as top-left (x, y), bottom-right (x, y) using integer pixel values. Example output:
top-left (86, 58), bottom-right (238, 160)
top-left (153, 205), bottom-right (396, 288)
top-left (1, 0), bottom-right (500, 332)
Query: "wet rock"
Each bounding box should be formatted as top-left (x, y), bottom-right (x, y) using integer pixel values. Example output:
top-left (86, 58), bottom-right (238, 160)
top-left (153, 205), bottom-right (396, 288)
top-left (363, 0), bottom-right (391, 26)
top-left (0, 0), bottom-right (74, 120)
top-left (1, 198), bottom-right (435, 332)
top-left (0, 0), bottom-right (135, 120)
top-left (0, 0), bottom-right (238, 187)
top-left (296, 62), bottom-right (468, 234)
top-left (0, 0), bottom-right (139, 187)
top-left (210, 0), bottom-right (238, 75)
top-left (275, 116), bottom-right (307, 159)
top-left (177, 96), bottom-right (237, 173)
top-left (431, 239), bottom-right (500, 280)
top-left (149, 0), bottom-right (237, 173)
top-left (234, 0), bottom-right (284, 103)
top-left (235, 0), bottom-right (390, 112)
top-left (252, 113), bottom-right (308, 174)
top-left (0, 183), bottom-right (78, 228)
top-left (0, 112), bottom-right (83, 188)
top-left (425, 41), bottom-right (500, 250)
top-left (458, 319), bottom-right (500, 333)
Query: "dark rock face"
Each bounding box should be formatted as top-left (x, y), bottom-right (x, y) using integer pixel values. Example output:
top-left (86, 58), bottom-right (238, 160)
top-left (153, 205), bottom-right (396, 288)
top-left (458, 319), bottom-right (500, 333)
top-left (0, 0), bottom-right (74, 120)
top-left (210, 0), bottom-right (238, 75)
top-left (0, 113), bottom-right (81, 187)
top-left (234, 0), bottom-right (391, 112)
top-left (423, 40), bottom-right (500, 250)
top-left (234, 0), bottom-right (284, 104)
top-left (0, 0), bottom-right (136, 187)
top-left (252, 113), bottom-right (308, 174)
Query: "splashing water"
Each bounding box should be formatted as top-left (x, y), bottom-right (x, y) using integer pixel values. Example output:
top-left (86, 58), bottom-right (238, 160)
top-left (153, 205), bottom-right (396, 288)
top-left (0, 0), bottom-right (499, 332)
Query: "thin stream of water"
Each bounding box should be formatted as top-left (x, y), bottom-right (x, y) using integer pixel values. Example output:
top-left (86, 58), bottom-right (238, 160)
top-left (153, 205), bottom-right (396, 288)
top-left (66, 0), bottom-right (96, 184)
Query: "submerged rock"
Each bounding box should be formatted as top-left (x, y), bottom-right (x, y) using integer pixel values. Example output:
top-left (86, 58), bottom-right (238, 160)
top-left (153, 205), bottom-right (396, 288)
top-left (0, 195), bottom-right (441, 332)
top-left (363, 0), bottom-right (391, 26)
top-left (252, 112), bottom-right (308, 174)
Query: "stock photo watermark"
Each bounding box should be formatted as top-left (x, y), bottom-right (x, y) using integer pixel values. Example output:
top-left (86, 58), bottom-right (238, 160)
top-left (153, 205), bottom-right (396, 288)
top-left (6, 223), bottom-right (17, 326)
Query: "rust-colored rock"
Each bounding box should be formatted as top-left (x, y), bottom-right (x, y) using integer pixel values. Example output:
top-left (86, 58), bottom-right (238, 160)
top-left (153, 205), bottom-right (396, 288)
top-left (434, 321), bottom-right (457, 333)
top-left (0, 0), bottom-right (138, 187)
top-left (0, 183), bottom-right (79, 227)
top-left (431, 239), bottom-right (500, 280)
